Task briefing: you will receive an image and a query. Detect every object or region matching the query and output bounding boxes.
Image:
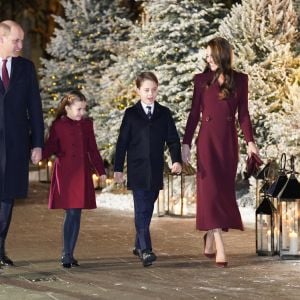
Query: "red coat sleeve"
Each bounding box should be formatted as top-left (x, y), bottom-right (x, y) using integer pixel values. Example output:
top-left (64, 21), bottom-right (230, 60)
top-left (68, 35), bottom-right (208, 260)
top-left (237, 74), bottom-right (254, 144)
top-left (183, 74), bottom-right (203, 147)
top-left (86, 119), bottom-right (106, 176)
top-left (42, 122), bottom-right (59, 160)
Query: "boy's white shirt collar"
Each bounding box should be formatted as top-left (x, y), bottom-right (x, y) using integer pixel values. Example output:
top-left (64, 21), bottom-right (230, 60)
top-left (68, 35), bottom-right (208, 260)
top-left (141, 101), bottom-right (154, 114)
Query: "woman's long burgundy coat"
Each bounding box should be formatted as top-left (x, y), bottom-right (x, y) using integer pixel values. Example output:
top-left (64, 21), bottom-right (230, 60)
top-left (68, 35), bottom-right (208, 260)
top-left (42, 117), bottom-right (105, 209)
top-left (183, 70), bottom-right (254, 231)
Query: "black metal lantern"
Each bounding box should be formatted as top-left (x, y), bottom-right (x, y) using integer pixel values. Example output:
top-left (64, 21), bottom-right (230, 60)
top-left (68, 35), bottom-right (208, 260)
top-left (278, 156), bottom-right (300, 259)
top-left (254, 160), bottom-right (275, 207)
top-left (38, 159), bottom-right (53, 183)
top-left (167, 163), bottom-right (196, 216)
top-left (256, 195), bottom-right (278, 256)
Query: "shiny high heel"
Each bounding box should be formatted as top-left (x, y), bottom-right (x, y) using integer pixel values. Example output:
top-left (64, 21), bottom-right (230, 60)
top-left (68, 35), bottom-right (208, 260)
top-left (203, 232), bottom-right (216, 259)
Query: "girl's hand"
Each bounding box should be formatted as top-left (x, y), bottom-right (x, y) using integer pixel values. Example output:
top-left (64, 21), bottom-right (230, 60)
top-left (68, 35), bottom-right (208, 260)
top-left (182, 144), bottom-right (191, 163)
top-left (171, 162), bottom-right (182, 174)
top-left (100, 174), bottom-right (107, 181)
top-left (114, 172), bottom-right (124, 183)
top-left (247, 141), bottom-right (260, 157)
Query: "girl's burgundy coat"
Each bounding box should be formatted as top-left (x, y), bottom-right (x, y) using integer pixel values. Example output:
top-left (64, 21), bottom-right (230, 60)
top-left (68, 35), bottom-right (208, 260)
top-left (42, 116), bottom-right (105, 209)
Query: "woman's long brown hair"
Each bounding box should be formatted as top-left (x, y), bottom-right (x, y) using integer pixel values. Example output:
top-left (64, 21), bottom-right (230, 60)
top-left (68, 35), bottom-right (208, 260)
top-left (55, 90), bottom-right (87, 121)
top-left (204, 37), bottom-right (235, 99)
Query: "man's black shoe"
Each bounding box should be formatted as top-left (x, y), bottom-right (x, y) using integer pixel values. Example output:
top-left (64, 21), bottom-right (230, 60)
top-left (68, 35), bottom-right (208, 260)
top-left (0, 255), bottom-right (14, 266)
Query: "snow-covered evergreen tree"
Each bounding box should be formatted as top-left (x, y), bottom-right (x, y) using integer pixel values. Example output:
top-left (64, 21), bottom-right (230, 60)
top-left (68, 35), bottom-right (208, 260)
top-left (39, 0), bottom-right (130, 128)
top-left (219, 0), bottom-right (300, 205)
top-left (93, 0), bottom-right (228, 160)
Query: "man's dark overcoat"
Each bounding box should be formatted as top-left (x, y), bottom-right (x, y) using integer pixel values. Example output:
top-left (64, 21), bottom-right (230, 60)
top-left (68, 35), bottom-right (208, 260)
top-left (0, 56), bottom-right (44, 199)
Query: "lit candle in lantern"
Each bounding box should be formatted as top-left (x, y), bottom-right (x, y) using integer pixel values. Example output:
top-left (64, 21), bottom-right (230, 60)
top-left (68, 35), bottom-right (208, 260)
top-left (289, 231), bottom-right (298, 254)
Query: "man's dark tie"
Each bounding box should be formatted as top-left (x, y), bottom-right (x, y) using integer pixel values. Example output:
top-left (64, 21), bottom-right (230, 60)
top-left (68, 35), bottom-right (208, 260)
top-left (2, 59), bottom-right (9, 90)
top-left (146, 106), bottom-right (152, 119)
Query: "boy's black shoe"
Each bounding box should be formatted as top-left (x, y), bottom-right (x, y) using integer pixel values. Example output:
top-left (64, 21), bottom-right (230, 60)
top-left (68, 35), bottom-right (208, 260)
top-left (141, 251), bottom-right (156, 267)
top-left (132, 248), bottom-right (142, 258)
top-left (62, 263), bottom-right (71, 268)
top-left (71, 258), bottom-right (80, 267)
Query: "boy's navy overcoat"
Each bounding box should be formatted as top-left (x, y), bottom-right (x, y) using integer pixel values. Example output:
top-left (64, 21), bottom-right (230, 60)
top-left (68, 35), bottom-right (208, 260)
top-left (114, 101), bottom-right (181, 191)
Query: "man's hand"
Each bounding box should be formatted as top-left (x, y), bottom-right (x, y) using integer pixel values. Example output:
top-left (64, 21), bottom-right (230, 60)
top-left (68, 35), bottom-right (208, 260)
top-left (31, 147), bottom-right (42, 165)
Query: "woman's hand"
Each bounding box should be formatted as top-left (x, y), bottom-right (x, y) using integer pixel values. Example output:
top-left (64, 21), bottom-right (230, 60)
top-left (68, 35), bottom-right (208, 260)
top-left (182, 144), bottom-right (191, 163)
top-left (247, 141), bottom-right (259, 157)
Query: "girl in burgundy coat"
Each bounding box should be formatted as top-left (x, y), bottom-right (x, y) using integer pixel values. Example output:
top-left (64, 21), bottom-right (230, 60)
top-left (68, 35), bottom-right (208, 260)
top-left (42, 90), bottom-right (106, 268)
top-left (182, 38), bottom-right (259, 267)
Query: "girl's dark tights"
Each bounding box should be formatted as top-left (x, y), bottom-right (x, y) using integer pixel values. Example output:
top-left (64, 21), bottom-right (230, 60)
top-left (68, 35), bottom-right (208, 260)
top-left (62, 208), bottom-right (81, 263)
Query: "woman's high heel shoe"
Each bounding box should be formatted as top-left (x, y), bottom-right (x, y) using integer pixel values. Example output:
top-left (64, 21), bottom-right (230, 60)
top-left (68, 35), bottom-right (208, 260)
top-left (203, 233), bottom-right (216, 259)
top-left (215, 261), bottom-right (228, 268)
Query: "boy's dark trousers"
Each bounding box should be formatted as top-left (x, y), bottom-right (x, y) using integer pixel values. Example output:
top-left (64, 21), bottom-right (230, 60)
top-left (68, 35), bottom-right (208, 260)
top-left (132, 190), bottom-right (159, 252)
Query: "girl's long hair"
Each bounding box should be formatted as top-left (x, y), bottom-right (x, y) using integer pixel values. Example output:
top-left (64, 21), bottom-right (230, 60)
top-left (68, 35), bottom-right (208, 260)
top-left (55, 90), bottom-right (87, 121)
top-left (204, 37), bottom-right (235, 99)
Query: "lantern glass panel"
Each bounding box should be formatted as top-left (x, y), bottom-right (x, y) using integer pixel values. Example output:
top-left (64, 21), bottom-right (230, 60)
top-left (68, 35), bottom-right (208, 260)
top-left (280, 201), bottom-right (299, 256)
top-left (38, 159), bottom-right (53, 183)
top-left (168, 174), bottom-right (182, 215)
top-left (257, 214), bottom-right (272, 252)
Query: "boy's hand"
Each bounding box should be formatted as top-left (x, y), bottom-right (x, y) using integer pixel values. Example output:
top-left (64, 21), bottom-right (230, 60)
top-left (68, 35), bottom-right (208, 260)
top-left (100, 175), bottom-right (107, 181)
top-left (114, 172), bottom-right (124, 183)
top-left (171, 162), bottom-right (182, 174)
top-left (182, 144), bottom-right (191, 163)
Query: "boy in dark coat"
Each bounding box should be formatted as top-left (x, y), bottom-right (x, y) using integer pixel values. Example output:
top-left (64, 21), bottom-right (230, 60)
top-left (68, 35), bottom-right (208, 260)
top-left (114, 72), bottom-right (182, 267)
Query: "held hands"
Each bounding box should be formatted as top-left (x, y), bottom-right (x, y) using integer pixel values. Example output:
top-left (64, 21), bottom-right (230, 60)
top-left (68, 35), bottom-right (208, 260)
top-left (114, 172), bottom-right (124, 184)
top-left (182, 144), bottom-right (191, 164)
top-left (31, 147), bottom-right (42, 165)
top-left (247, 141), bottom-right (260, 158)
top-left (171, 162), bottom-right (182, 174)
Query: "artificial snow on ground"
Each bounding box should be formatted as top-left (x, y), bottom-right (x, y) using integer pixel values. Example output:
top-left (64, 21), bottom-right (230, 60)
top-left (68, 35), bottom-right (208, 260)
top-left (96, 189), bottom-right (255, 225)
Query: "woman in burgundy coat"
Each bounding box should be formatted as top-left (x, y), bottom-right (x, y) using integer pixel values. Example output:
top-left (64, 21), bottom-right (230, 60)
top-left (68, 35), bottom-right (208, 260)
top-left (42, 90), bottom-right (106, 268)
top-left (182, 38), bottom-right (259, 267)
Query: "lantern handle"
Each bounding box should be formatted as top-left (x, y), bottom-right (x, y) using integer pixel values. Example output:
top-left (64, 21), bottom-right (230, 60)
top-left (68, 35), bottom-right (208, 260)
top-left (280, 153), bottom-right (286, 171)
top-left (288, 155), bottom-right (299, 175)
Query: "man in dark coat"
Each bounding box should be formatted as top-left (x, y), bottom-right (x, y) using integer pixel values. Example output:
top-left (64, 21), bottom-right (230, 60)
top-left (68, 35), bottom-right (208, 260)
top-left (114, 72), bottom-right (182, 267)
top-left (0, 20), bottom-right (44, 266)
